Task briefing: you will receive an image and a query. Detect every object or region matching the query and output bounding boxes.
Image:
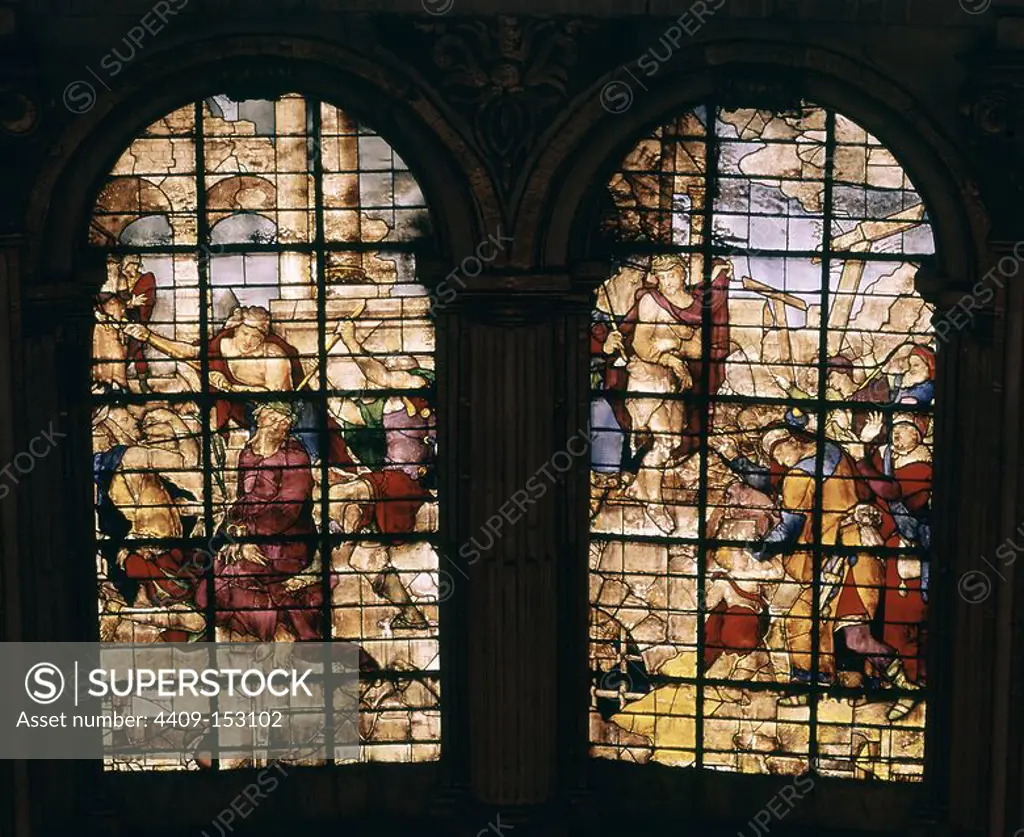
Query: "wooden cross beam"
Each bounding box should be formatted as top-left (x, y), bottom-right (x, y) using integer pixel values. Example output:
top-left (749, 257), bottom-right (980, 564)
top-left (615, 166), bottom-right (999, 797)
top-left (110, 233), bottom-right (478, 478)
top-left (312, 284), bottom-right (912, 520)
top-left (818, 203), bottom-right (926, 354)
top-left (741, 275), bottom-right (807, 362)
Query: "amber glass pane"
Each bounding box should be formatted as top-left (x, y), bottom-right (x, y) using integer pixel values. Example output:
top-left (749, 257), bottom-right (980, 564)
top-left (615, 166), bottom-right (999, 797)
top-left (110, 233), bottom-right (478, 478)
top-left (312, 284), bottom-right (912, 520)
top-left (90, 94), bottom-right (439, 769)
top-left (590, 102), bottom-right (932, 781)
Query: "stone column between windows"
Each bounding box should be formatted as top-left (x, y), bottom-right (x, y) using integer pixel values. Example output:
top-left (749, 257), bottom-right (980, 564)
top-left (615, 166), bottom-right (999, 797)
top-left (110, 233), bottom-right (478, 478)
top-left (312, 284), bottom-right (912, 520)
top-left (913, 258), bottom-right (1003, 836)
top-left (0, 236), bottom-right (31, 837)
top-left (14, 256), bottom-right (105, 837)
top-left (441, 271), bottom-right (596, 812)
top-left (975, 240), bottom-right (1024, 837)
top-left (996, 244), bottom-right (1024, 837)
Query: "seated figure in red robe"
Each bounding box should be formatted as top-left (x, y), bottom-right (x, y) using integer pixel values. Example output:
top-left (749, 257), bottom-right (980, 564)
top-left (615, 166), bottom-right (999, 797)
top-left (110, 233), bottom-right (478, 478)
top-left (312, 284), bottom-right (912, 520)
top-left (196, 402), bottom-right (331, 641)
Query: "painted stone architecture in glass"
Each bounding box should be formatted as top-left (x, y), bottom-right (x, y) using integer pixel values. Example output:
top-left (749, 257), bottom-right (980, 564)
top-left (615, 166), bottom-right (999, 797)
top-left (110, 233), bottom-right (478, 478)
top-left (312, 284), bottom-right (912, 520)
top-left (90, 94), bottom-right (440, 769)
top-left (589, 103), bottom-right (933, 781)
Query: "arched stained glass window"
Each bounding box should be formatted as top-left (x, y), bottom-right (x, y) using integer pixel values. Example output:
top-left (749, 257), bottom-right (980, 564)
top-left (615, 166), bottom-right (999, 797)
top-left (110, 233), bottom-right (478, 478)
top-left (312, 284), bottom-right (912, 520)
top-left (588, 102), bottom-right (934, 781)
top-left (90, 94), bottom-right (440, 768)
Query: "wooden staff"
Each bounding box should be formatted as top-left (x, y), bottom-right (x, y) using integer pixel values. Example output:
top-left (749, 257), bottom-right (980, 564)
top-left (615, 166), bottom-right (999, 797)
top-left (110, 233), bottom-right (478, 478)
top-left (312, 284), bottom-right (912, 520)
top-left (295, 326), bottom-right (347, 391)
top-left (294, 299), bottom-right (370, 390)
top-left (598, 283), bottom-right (629, 367)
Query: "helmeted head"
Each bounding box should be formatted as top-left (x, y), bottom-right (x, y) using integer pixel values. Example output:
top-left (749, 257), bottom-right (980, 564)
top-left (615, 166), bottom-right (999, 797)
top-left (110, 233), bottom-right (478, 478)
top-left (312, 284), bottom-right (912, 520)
top-left (119, 255), bottom-right (143, 282)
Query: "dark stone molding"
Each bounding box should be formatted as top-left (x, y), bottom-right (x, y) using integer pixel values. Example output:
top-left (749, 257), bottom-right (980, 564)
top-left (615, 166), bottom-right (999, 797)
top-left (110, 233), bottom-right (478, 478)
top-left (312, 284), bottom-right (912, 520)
top-left (13, 0), bottom-right (1004, 26)
top-left (422, 264), bottom-right (607, 326)
top-left (962, 46), bottom-right (1024, 244)
top-left (383, 16), bottom-right (599, 207)
top-left (11, 25), bottom-right (992, 296)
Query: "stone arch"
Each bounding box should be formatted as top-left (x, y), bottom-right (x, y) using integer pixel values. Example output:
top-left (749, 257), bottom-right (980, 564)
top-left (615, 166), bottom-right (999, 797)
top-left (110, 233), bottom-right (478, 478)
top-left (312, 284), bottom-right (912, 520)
top-left (524, 41), bottom-right (988, 286)
top-left (23, 35), bottom-right (495, 286)
top-left (90, 176), bottom-right (174, 246)
top-left (206, 175), bottom-right (277, 215)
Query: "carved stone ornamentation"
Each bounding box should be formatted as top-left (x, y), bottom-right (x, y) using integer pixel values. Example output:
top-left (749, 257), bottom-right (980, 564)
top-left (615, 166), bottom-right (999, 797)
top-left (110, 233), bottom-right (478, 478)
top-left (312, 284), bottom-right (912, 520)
top-left (0, 31), bottom-right (45, 235)
top-left (0, 89), bottom-right (40, 136)
top-left (412, 16), bottom-right (591, 200)
top-left (961, 53), bottom-right (1024, 240)
top-left (0, 28), bottom-right (42, 138)
top-left (968, 90), bottom-right (1012, 137)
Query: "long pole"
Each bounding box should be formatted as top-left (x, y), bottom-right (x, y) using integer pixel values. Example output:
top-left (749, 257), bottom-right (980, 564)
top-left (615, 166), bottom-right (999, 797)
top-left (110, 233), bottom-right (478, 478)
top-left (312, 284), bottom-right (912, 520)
top-left (598, 282), bottom-right (629, 366)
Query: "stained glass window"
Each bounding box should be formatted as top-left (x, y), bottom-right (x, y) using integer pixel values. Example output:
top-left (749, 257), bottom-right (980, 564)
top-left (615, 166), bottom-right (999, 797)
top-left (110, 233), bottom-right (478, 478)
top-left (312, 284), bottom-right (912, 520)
top-left (589, 103), bottom-right (933, 781)
top-left (90, 94), bottom-right (440, 769)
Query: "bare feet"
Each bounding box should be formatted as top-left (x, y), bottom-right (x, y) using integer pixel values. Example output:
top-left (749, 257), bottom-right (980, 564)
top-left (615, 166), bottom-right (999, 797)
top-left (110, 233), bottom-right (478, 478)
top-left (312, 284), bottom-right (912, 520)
top-left (645, 504), bottom-right (676, 535)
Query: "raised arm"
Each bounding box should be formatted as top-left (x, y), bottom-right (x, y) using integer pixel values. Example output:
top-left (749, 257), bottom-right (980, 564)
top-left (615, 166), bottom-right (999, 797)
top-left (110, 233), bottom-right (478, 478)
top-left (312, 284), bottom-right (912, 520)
top-left (336, 321), bottom-right (427, 390)
top-left (123, 324), bottom-right (200, 361)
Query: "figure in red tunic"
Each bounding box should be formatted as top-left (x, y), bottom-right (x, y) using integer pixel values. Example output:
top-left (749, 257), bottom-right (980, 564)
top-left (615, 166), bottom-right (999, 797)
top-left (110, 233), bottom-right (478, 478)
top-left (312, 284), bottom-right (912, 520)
top-left (327, 318), bottom-right (437, 631)
top-left (125, 305), bottom-right (356, 470)
top-left (92, 255), bottom-right (156, 393)
top-left (857, 420), bottom-right (932, 686)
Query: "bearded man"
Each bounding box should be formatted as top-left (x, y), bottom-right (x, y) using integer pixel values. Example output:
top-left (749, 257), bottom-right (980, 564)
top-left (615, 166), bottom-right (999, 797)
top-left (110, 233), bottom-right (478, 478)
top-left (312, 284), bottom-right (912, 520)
top-left (195, 402), bottom-right (327, 642)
